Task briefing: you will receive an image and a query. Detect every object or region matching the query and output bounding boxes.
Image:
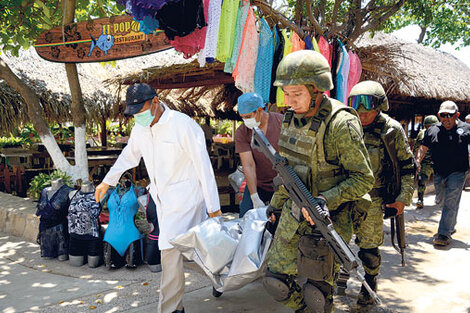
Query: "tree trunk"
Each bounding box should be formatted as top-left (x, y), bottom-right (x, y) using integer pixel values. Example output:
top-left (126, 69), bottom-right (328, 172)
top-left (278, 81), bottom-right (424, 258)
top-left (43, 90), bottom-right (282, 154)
top-left (0, 58), bottom-right (73, 174)
top-left (63, 0), bottom-right (89, 182)
top-left (101, 117), bottom-right (107, 147)
top-left (418, 26), bottom-right (427, 44)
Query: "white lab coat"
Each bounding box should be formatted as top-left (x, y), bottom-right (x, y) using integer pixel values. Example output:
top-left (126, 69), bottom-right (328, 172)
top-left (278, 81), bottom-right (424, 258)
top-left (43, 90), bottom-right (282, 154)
top-left (103, 105), bottom-right (220, 250)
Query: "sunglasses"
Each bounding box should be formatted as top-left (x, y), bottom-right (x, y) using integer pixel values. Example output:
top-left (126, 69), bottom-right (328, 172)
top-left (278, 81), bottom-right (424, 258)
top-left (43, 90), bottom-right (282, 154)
top-left (439, 112), bottom-right (456, 118)
top-left (347, 95), bottom-right (384, 110)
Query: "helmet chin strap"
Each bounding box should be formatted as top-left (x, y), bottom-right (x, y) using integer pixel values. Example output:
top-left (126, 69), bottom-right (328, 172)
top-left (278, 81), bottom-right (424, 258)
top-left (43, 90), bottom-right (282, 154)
top-left (304, 85), bottom-right (322, 116)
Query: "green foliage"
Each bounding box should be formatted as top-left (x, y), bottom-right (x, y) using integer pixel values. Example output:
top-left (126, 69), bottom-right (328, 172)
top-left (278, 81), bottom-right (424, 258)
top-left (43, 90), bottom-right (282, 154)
top-left (380, 0), bottom-right (470, 48)
top-left (17, 124), bottom-right (40, 147)
top-left (0, 0), bottom-right (122, 56)
top-left (28, 169), bottom-right (73, 200)
top-left (215, 120), bottom-right (234, 136)
top-left (51, 124), bottom-right (74, 144)
top-left (0, 136), bottom-right (24, 149)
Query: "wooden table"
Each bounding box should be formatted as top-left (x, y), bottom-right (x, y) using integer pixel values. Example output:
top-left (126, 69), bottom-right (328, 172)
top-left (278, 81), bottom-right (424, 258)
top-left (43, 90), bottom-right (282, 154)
top-left (0, 151), bottom-right (34, 168)
top-left (86, 147), bottom-right (123, 156)
top-left (67, 155), bottom-right (119, 180)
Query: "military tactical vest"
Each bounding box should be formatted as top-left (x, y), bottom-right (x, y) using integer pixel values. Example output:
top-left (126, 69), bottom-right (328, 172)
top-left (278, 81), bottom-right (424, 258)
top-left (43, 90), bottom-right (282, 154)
top-left (278, 97), bottom-right (357, 199)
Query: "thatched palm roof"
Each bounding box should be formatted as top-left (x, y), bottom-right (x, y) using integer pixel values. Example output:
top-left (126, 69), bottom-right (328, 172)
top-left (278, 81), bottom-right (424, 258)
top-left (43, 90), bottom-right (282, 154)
top-left (0, 48), bottom-right (190, 135)
top-left (105, 59), bottom-right (241, 120)
top-left (356, 32), bottom-right (470, 116)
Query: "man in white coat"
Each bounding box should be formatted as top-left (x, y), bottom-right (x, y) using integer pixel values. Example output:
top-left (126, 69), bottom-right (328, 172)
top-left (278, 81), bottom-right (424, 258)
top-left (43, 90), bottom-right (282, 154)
top-left (95, 83), bottom-right (221, 313)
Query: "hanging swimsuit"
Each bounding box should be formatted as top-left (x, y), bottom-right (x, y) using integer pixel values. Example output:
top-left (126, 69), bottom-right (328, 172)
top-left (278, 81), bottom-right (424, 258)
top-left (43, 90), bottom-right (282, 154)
top-left (68, 190), bottom-right (103, 257)
top-left (36, 184), bottom-right (73, 258)
top-left (104, 184), bottom-right (143, 257)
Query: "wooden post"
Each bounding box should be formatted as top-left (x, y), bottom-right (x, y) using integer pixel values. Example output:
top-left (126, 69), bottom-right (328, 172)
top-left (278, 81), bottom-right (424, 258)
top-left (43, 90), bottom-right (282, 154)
top-left (4, 165), bottom-right (11, 193)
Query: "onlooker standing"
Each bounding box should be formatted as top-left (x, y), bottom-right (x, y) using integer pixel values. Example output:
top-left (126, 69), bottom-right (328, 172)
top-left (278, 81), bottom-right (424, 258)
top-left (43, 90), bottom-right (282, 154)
top-left (200, 117), bottom-right (213, 149)
top-left (416, 101), bottom-right (470, 246)
top-left (235, 93), bottom-right (282, 217)
top-left (95, 83), bottom-right (221, 313)
top-left (414, 115), bottom-right (439, 208)
top-left (465, 114), bottom-right (470, 123)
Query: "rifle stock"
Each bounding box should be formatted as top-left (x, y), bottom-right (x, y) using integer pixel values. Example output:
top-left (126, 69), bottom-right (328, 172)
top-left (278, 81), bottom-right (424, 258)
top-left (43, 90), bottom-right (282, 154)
top-left (251, 127), bottom-right (381, 304)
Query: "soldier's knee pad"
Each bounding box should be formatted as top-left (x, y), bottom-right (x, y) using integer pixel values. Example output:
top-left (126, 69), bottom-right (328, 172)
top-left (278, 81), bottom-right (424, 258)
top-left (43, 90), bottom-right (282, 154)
top-left (303, 283), bottom-right (325, 313)
top-left (358, 247), bottom-right (381, 269)
top-left (263, 270), bottom-right (291, 302)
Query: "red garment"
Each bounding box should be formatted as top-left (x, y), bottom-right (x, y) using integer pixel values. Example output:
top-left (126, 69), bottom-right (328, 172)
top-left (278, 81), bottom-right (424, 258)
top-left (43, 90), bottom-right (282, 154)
top-left (235, 113), bottom-right (283, 192)
top-left (169, 0), bottom-right (209, 58)
top-left (318, 36), bottom-right (331, 97)
top-left (347, 51), bottom-right (362, 99)
top-left (99, 212), bottom-right (109, 225)
top-left (318, 36), bottom-right (331, 67)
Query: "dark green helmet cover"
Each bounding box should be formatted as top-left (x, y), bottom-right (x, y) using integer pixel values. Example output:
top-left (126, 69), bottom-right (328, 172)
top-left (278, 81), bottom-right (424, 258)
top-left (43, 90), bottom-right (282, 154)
top-left (273, 50), bottom-right (333, 91)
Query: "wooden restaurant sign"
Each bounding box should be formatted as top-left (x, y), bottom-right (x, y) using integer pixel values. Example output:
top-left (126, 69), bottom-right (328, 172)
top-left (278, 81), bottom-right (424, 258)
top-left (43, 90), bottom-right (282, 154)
top-left (34, 15), bottom-right (171, 63)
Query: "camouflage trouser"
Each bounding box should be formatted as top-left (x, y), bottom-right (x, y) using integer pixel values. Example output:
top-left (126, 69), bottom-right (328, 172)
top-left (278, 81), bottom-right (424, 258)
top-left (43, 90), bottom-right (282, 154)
top-left (352, 196), bottom-right (384, 275)
top-left (266, 202), bottom-right (353, 312)
top-left (417, 165), bottom-right (433, 200)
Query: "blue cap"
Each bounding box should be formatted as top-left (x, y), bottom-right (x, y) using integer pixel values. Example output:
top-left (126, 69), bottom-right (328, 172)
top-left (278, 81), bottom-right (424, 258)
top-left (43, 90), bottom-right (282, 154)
top-left (124, 83), bottom-right (157, 116)
top-left (237, 93), bottom-right (265, 114)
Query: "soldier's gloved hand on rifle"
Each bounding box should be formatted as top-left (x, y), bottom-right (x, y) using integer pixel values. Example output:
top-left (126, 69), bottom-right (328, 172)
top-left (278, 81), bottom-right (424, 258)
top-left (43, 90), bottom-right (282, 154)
top-left (302, 196), bottom-right (329, 226)
top-left (251, 192), bottom-right (266, 209)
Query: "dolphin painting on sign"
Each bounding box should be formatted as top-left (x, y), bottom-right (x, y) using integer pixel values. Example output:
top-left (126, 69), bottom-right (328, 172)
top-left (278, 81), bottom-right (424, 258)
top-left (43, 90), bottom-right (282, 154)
top-left (88, 29), bottom-right (114, 57)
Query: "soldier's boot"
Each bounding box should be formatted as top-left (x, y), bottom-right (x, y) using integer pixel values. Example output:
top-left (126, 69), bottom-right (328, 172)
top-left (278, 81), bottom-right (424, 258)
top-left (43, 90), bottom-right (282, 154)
top-left (357, 248), bottom-right (381, 306)
top-left (417, 174), bottom-right (427, 209)
top-left (357, 273), bottom-right (378, 306)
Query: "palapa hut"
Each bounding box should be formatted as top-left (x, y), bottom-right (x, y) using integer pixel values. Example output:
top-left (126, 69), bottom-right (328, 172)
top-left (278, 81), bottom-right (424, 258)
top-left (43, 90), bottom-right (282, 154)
top-left (106, 60), bottom-right (242, 121)
top-left (356, 32), bottom-right (470, 119)
top-left (0, 48), bottom-right (197, 143)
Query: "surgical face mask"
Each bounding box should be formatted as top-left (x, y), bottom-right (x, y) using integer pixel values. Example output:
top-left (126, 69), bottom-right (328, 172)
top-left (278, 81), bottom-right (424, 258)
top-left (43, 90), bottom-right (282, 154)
top-left (243, 117), bottom-right (261, 129)
top-left (134, 106), bottom-right (155, 127)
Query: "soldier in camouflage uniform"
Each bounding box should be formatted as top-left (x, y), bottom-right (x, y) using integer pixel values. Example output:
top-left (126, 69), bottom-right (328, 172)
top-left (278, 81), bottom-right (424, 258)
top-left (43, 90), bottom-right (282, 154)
top-left (262, 50), bottom-right (374, 313)
top-left (414, 115), bottom-right (439, 208)
top-left (347, 81), bottom-right (415, 306)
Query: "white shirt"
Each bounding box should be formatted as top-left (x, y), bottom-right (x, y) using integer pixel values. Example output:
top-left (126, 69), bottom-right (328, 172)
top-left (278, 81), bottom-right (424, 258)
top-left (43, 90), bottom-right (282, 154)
top-left (103, 105), bottom-right (220, 249)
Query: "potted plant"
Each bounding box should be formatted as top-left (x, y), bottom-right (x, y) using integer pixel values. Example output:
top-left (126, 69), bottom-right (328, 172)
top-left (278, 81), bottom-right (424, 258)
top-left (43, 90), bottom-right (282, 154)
top-left (28, 170), bottom-right (73, 200)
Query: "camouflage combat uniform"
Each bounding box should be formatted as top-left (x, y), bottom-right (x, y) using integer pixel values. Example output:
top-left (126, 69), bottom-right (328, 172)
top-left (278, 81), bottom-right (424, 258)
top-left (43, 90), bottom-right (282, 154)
top-left (414, 124), bottom-right (435, 205)
top-left (348, 81), bottom-right (415, 305)
top-left (353, 113), bottom-right (415, 256)
top-left (266, 96), bottom-right (374, 312)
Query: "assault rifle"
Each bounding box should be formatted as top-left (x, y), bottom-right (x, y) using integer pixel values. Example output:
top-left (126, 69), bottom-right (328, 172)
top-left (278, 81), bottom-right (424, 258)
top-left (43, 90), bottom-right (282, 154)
top-left (251, 127), bottom-right (381, 305)
top-left (382, 128), bottom-right (407, 267)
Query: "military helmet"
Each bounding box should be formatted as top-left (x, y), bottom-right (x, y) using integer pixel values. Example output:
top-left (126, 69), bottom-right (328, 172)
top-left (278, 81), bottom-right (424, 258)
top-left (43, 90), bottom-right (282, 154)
top-left (273, 50), bottom-right (333, 91)
top-left (349, 80), bottom-right (389, 111)
top-left (423, 115), bottom-right (439, 127)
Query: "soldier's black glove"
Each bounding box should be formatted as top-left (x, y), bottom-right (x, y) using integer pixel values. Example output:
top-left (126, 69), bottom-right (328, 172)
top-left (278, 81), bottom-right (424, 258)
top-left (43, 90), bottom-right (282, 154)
top-left (265, 205), bottom-right (281, 236)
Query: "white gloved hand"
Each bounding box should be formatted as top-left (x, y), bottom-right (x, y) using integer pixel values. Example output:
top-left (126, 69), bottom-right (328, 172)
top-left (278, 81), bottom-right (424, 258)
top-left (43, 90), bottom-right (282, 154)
top-left (250, 192), bottom-right (265, 209)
